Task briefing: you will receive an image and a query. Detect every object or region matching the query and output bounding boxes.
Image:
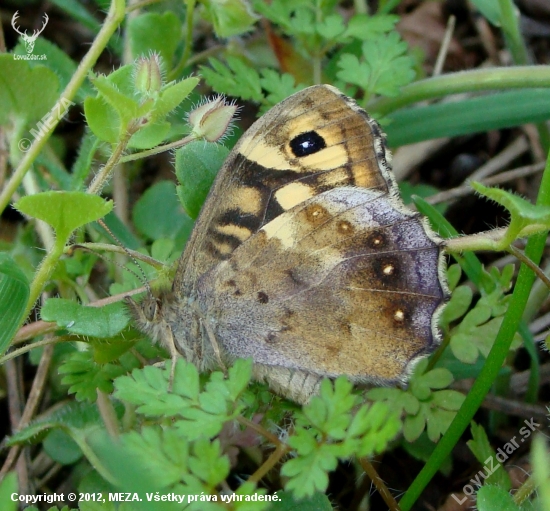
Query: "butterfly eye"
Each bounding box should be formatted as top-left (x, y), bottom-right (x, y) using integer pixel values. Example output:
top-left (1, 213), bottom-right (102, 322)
top-left (289, 131), bottom-right (326, 157)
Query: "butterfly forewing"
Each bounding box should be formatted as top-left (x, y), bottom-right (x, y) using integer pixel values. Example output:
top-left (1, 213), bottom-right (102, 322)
top-left (175, 85), bottom-right (392, 292)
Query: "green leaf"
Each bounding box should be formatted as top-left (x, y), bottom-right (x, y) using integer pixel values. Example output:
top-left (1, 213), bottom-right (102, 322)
top-left (40, 298), bottom-right (129, 338)
top-left (0, 55), bottom-right (59, 125)
top-left (87, 429), bottom-right (182, 511)
top-left (49, 0), bottom-right (103, 33)
top-left (128, 12), bottom-right (181, 66)
top-left (175, 141), bottom-right (229, 218)
top-left (532, 436), bottom-right (550, 511)
top-left (0, 472), bottom-right (18, 511)
top-left (201, 0), bottom-right (259, 37)
top-left (337, 32), bottom-right (415, 98)
top-left (316, 14), bottom-right (346, 40)
top-left (200, 57), bottom-right (263, 102)
top-left (13, 38), bottom-right (94, 104)
top-left (84, 95), bottom-right (120, 143)
top-left (344, 13), bottom-right (399, 39)
top-left (431, 390), bottom-right (466, 411)
top-left (59, 350), bottom-right (127, 402)
top-left (222, 358), bottom-right (253, 400)
top-left (419, 368), bottom-right (454, 390)
top-left (120, 426), bottom-right (190, 487)
top-left (153, 77), bottom-right (199, 122)
top-left (43, 428), bottom-right (83, 465)
top-left (15, 192), bottom-right (112, 241)
top-left (272, 491), bottom-right (333, 510)
top-left (385, 89), bottom-right (550, 147)
top-left (369, 361), bottom-right (463, 443)
top-left (477, 485), bottom-right (521, 511)
top-left (0, 253), bottom-right (30, 355)
top-left (470, 0), bottom-right (502, 27)
top-left (439, 285), bottom-right (473, 330)
top-left (404, 410), bottom-right (426, 443)
top-left (90, 73), bottom-right (140, 128)
top-left (282, 440), bottom-right (337, 498)
top-left (127, 121), bottom-right (171, 150)
top-left (467, 422), bottom-right (512, 490)
top-left (189, 438), bottom-right (230, 486)
top-left (446, 264), bottom-right (462, 292)
top-left (259, 70), bottom-right (305, 111)
top-left (283, 384), bottom-right (399, 499)
top-left (114, 360), bottom-right (250, 442)
top-left (114, 364), bottom-right (187, 416)
top-left (70, 129), bottom-right (100, 190)
top-left (133, 180), bottom-right (194, 241)
top-left (7, 401), bottom-right (110, 446)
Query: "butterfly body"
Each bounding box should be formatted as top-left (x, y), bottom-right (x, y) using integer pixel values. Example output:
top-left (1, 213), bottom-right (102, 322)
top-left (129, 84), bottom-right (448, 404)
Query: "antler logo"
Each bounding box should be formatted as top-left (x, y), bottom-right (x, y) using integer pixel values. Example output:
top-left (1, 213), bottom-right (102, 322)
top-left (11, 11), bottom-right (49, 54)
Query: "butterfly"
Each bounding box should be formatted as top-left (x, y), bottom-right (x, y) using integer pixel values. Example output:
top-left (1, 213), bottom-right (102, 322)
top-left (127, 84), bottom-right (448, 404)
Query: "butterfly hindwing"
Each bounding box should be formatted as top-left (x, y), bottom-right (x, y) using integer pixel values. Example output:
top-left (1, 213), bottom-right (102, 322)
top-left (200, 187), bottom-right (445, 401)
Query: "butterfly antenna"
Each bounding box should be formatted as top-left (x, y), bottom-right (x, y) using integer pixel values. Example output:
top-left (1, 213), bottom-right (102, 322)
top-left (97, 218), bottom-right (153, 297)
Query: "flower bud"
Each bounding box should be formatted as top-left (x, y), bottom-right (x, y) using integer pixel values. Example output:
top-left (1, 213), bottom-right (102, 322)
top-left (189, 96), bottom-right (238, 142)
top-left (134, 54), bottom-right (163, 97)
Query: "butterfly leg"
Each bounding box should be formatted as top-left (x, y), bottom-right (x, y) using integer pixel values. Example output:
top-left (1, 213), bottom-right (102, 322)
top-left (201, 318), bottom-right (227, 375)
top-left (163, 324), bottom-right (179, 392)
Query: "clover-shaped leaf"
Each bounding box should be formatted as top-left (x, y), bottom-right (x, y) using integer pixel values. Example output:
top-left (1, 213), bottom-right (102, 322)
top-left (15, 192), bottom-right (112, 242)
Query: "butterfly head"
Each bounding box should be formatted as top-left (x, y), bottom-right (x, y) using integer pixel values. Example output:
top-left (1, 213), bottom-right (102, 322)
top-left (125, 294), bottom-right (166, 343)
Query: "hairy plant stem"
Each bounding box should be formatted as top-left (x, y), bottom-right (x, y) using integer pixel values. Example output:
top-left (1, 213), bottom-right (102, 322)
top-left (359, 457), bottom-right (400, 511)
top-left (87, 128), bottom-right (134, 195)
top-left (119, 133), bottom-right (196, 164)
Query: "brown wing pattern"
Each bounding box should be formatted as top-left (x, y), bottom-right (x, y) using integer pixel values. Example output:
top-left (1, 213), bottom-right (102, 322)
top-left (202, 187), bottom-right (446, 385)
top-left (175, 85), bottom-right (393, 293)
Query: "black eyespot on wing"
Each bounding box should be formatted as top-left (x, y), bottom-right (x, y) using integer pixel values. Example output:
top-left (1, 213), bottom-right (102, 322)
top-left (290, 131), bottom-right (326, 157)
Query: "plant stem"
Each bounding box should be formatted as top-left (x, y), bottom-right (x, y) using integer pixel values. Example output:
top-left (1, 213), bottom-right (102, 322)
top-left (0, 0), bottom-right (126, 215)
top-left (369, 66), bottom-right (550, 116)
top-left (25, 241), bottom-right (64, 319)
top-left (507, 245), bottom-right (550, 290)
top-left (399, 150), bottom-right (550, 510)
top-left (444, 224), bottom-right (548, 253)
top-left (0, 335), bottom-right (60, 366)
top-left (359, 457), bottom-right (400, 511)
top-left (119, 134), bottom-right (196, 163)
top-left (87, 129), bottom-right (134, 195)
top-left (169, 0), bottom-right (196, 81)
